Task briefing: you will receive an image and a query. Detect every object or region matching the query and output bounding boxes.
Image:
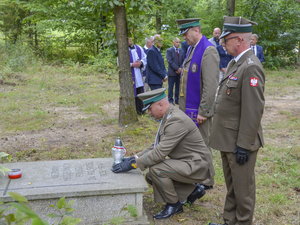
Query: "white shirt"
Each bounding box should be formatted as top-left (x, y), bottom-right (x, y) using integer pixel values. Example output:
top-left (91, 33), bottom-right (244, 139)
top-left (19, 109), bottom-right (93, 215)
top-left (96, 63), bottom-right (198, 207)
top-left (234, 48), bottom-right (252, 62)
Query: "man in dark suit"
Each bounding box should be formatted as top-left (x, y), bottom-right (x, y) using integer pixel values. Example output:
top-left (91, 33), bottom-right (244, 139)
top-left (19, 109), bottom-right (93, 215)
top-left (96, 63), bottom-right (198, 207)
top-left (250, 34), bottom-right (264, 63)
top-left (166, 38), bottom-right (185, 105)
top-left (142, 36), bottom-right (154, 92)
top-left (146, 34), bottom-right (168, 90)
top-left (181, 40), bottom-right (189, 57)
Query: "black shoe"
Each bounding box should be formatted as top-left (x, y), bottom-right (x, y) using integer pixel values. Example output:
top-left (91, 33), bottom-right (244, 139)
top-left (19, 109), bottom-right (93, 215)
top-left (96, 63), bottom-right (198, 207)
top-left (186, 185), bottom-right (206, 206)
top-left (153, 203), bottom-right (183, 220)
top-left (175, 101), bottom-right (179, 105)
top-left (197, 183), bottom-right (213, 190)
top-left (209, 223), bottom-right (228, 225)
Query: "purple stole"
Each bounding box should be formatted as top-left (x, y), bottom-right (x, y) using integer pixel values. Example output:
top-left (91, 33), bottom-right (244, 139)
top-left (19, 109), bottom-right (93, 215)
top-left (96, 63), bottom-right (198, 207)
top-left (129, 45), bottom-right (143, 97)
top-left (185, 36), bottom-right (213, 127)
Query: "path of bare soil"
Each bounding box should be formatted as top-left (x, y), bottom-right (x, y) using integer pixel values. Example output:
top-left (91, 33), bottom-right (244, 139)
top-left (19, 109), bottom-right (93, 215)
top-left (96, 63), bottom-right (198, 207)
top-left (1, 90), bottom-right (299, 224)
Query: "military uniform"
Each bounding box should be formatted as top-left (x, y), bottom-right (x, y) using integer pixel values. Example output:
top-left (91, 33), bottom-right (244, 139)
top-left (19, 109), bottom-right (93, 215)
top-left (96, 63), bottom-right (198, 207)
top-left (179, 44), bottom-right (219, 147)
top-left (210, 16), bottom-right (265, 225)
top-left (176, 18), bottom-right (219, 189)
top-left (136, 104), bottom-right (214, 203)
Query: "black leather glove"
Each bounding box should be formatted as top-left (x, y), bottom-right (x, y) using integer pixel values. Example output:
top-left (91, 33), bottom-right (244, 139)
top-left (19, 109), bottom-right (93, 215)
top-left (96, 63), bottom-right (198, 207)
top-left (122, 156), bottom-right (135, 162)
top-left (111, 158), bottom-right (137, 173)
top-left (233, 146), bottom-right (250, 165)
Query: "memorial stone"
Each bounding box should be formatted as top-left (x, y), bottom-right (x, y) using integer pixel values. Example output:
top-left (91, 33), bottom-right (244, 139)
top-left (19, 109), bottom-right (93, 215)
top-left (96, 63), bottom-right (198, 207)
top-left (0, 158), bottom-right (149, 224)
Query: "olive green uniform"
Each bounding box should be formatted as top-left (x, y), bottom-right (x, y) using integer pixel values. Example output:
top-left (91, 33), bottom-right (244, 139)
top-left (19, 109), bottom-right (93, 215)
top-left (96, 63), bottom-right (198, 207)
top-left (210, 49), bottom-right (265, 225)
top-left (179, 43), bottom-right (219, 187)
top-left (136, 104), bottom-right (214, 203)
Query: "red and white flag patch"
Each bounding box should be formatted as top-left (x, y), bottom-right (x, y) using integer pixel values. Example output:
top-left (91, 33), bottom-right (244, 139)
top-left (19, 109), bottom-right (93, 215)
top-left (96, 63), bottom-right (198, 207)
top-left (250, 77), bottom-right (258, 87)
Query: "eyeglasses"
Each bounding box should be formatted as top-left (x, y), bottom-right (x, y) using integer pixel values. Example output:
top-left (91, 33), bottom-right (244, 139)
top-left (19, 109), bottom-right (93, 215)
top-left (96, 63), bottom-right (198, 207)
top-left (224, 36), bottom-right (240, 44)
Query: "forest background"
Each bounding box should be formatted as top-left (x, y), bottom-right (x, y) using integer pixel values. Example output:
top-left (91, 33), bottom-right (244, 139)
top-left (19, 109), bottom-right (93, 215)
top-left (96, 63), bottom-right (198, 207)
top-left (0, 0), bottom-right (300, 224)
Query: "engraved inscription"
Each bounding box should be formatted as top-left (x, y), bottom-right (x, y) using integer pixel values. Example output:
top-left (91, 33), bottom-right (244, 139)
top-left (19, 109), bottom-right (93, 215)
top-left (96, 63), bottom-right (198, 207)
top-left (51, 166), bottom-right (59, 179)
top-left (98, 163), bottom-right (107, 177)
top-left (86, 162), bottom-right (96, 180)
top-left (63, 164), bottom-right (71, 181)
top-left (86, 162), bottom-right (95, 175)
top-left (75, 166), bottom-right (84, 177)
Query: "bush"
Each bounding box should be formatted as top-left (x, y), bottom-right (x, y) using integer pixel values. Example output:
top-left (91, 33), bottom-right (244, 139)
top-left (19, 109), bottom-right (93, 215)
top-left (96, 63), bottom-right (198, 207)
top-left (0, 41), bottom-right (39, 76)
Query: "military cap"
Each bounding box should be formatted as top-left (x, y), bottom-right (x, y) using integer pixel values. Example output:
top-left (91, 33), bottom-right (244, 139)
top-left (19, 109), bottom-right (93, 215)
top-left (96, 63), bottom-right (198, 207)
top-left (175, 18), bottom-right (201, 35)
top-left (220, 16), bottom-right (257, 39)
top-left (137, 88), bottom-right (166, 111)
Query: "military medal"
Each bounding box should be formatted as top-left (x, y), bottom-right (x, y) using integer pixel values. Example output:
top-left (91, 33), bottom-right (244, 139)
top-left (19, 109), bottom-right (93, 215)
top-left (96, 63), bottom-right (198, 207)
top-left (227, 88), bottom-right (230, 95)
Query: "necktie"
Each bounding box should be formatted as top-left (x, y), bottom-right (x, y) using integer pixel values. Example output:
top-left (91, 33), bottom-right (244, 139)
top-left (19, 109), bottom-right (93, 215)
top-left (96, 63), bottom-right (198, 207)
top-left (176, 48), bottom-right (179, 61)
top-left (227, 60), bottom-right (236, 71)
top-left (252, 46), bottom-right (255, 55)
top-left (154, 120), bottom-right (163, 148)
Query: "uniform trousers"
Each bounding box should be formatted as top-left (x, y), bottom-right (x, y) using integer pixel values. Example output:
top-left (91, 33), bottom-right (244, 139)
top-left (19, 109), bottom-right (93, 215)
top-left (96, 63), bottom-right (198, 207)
top-left (145, 160), bottom-right (198, 203)
top-left (199, 117), bottom-right (214, 187)
top-left (221, 150), bottom-right (257, 225)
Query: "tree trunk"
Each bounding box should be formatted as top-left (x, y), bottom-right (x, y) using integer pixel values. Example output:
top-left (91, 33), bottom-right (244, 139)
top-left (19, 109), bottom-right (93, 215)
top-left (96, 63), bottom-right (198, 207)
top-left (156, 0), bottom-right (162, 34)
top-left (35, 23), bottom-right (38, 47)
top-left (114, 0), bottom-right (138, 126)
top-left (228, 0), bottom-right (235, 16)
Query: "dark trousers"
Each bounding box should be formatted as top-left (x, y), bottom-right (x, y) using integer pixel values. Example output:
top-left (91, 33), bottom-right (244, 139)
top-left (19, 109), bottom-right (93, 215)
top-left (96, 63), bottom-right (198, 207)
top-left (135, 86), bottom-right (144, 114)
top-left (149, 84), bottom-right (162, 91)
top-left (168, 75), bottom-right (180, 103)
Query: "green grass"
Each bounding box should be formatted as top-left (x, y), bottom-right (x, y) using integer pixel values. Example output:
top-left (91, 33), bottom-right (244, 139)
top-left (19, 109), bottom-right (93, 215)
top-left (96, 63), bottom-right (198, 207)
top-left (0, 58), bottom-right (299, 224)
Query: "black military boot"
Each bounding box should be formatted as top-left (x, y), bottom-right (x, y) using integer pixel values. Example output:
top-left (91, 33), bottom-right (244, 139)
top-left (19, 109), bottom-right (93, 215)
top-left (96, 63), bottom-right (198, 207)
top-left (186, 184), bottom-right (206, 206)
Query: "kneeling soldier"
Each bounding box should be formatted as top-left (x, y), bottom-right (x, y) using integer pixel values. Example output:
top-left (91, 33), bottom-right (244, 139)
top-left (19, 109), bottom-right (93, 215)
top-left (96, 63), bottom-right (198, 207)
top-left (112, 88), bottom-right (215, 220)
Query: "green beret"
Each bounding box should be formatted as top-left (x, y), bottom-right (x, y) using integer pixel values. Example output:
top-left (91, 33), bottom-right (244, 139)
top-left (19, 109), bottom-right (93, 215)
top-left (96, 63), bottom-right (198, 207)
top-left (137, 88), bottom-right (166, 111)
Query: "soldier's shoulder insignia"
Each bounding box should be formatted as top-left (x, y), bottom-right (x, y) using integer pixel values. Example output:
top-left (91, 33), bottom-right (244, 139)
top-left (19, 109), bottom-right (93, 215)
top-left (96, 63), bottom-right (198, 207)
top-left (248, 57), bottom-right (254, 64)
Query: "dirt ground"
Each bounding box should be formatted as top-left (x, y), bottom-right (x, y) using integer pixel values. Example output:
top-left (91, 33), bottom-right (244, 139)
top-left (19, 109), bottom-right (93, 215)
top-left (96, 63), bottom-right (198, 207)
top-left (1, 91), bottom-right (299, 153)
top-left (1, 89), bottom-right (299, 224)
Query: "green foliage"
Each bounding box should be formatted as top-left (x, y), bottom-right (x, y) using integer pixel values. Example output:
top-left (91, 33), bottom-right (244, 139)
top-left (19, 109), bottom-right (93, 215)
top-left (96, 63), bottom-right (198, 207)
top-left (0, 41), bottom-right (40, 77)
top-left (87, 48), bottom-right (118, 75)
top-left (0, 152), bottom-right (11, 175)
top-left (103, 204), bottom-right (137, 225)
top-left (0, 193), bottom-right (82, 225)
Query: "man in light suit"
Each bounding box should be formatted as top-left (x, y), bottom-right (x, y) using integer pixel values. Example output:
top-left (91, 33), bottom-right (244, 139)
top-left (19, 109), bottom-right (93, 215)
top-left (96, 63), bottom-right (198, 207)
top-left (209, 17), bottom-right (265, 225)
top-left (166, 38), bottom-right (185, 105)
top-left (112, 88), bottom-right (214, 220)
top-left (250, 34), bottom-right (264, 63)
top-left (146, 34), bottom-right (168, 90)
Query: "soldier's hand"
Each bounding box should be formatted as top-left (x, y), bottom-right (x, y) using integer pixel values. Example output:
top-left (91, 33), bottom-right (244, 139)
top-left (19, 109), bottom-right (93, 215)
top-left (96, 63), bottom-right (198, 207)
top-left (111, 158), bottom-right (137, 173)
top-left (233, 146), bottom-right (250, 165)
top-left (122, 156), bottom-right (135, 162)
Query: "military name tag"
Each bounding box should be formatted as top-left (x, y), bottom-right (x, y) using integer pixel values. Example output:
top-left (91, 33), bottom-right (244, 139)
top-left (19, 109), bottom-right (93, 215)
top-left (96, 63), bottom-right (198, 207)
top-left (191, 63), bottom-right (198, 73)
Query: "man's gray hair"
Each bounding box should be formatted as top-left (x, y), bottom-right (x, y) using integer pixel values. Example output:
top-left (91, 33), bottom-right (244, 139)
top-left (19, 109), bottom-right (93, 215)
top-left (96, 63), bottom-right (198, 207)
top-left (251, 34), bottom-right (258, 40)
top-left (145, 36), bottom-right (154, 43)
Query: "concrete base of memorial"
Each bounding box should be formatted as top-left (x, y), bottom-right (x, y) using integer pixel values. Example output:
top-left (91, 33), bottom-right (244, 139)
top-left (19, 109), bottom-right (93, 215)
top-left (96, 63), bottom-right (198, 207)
top-left (0, 158), bottom-right (149, 224)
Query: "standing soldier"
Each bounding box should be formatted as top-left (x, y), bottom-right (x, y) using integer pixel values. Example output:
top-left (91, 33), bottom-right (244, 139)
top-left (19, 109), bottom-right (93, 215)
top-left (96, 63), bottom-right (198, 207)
top-left (176, 18), bottom-right (220, 190)
top-left (209, 16), bottom-right (265, 225)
